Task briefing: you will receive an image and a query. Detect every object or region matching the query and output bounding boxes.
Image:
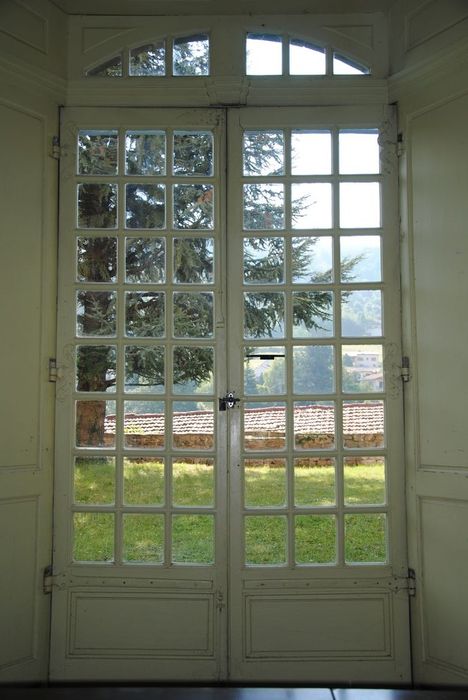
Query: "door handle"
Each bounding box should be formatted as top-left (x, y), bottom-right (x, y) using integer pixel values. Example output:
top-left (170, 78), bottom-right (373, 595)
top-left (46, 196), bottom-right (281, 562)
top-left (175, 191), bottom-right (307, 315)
top-left (219, 391), bottom-right (240, 411)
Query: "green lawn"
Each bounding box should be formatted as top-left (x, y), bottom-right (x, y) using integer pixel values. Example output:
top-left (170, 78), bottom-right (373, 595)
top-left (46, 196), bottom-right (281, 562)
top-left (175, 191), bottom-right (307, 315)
top-left (73, 459), bottom-right (387, 565)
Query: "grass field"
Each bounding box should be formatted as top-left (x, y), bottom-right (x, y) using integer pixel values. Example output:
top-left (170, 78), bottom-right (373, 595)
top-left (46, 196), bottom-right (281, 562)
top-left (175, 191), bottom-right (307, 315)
top-left (73, 459), bottom-right (387, 565)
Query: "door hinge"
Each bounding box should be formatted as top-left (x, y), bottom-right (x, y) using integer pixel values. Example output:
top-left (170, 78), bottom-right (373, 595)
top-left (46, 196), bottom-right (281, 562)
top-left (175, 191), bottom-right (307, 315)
top-left (408, 568), bottom-right (416, 597)
top-left (389, 569), bottom-right (416, 596)
top-left (43, 565), bottom-right (54, 594)
top-left (397, 132), bottom-right (405, 157)
top-left (401, 356), bottom-right (410, 383)
top-left (215, 589), bottom-right (225, 612)
top-left (51, 136), bottom-right (61, 160)
top-left (49, 358), bottom-right (58, 382)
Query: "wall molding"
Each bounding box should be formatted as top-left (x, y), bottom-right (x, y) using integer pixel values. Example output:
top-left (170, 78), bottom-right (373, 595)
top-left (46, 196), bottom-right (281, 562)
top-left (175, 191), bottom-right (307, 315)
top-left (0, 54), bottom-right (66, 103)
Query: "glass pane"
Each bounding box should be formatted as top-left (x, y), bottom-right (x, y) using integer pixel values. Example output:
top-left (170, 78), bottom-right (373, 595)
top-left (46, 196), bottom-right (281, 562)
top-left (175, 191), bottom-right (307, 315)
top-left (129, 42), bottom-right (165, 76)
top-left (244, 458), bottom-right (286, 508)
top-left (126, 131), bottom-right (166, 175)
top-left (78, 183), bottom-right (117, 228)
top-left (293, 345), bottom-right (334, 394)
top-left (126, 238), bottom-right (165, 283)
top-left (343, 400), bottom-right (385, 449)
top-left (243, 237), bottom-right (284, 284)
top-left (245, 516), bottom-right (287, 565)
top-left (294, 401), bottom-right (335, 449)
top-left (291, 236), bottom-right (333, 284)
top-left (74, 457), bottom-right (115, 504)
top-left (173, 292), bottom-right (213, 338)
top-left (244, 347), bottom-right (285, 395)
top-left (172, 515), bottom-right (214, 564)
top-left (243, 184), bottom-right (284, 230)
top-left (292, 183), bottom-right (332, 229)
top-left (172, 458), bottom-right (214, 506)
top-left (125, 292), bottom-right (165, 338)
top-left (246, 34), bottom-right (282, 75)
top-left (344, 456), bottom-right (386, 505)
top-left (295, 515), bottom-right (336, 564)
top-left (173, 346), bottom-right (214, 394)
top-left (173, 184), bottom-right (214, 229)
top-left (124, 400), bottom-right (165, 448)
top-left (345, 514), bottom-right (387, 563)
top-left (86, 56), bottom-right (122, 77)
top-left (339, 130), bottom-right (379, 174)
top-left (125, 345), bottom-right (165, 394)
top-left (173, 401), bottom-right (214, 450)
top-left (73, 513), bottom-right (114, 562)
top-left (76, 400), bottom-right (116, 447)
top-left (173, 34), bottom-right (209, 76)
top-left (173, 131), bottom-right (213, 176)
top-left (243, 131), bottom-right (284, 176)
top-left (293, 291), bottom-right (334, 338)
top-left (77, 291), bottom-right (116, 337)
top-left (340, 183), bottom-right (380, 228)
top-left (173, 237), bottom-right (214, 283)
top-left (294, 457), bottom-right (335, 506)
top-left (244, 292), bottom-right (285, 340)
top-left (78, 131), bottom-right (118, 175)
top-left (124, 458), bottom-right (164, 505)
top-left (123, 514), bottom-right (164, 563)
top-left (77, 237), bottom-right (117, 283)
top-left (244, 402), bottom-right (286, 450)
top-left (76, 345), bottom-right (116, 392)
top-left (333, 53), bottom-right (370, 75)
top-left (342, 345), bottom-right (384, 393)
top-left (341, 290), bottom-right (382, 337)
top-left (340, 235), bottom-right (381, 282)
top-left (290, 41), bottom-right (326, 75)
top-left (291, 131), bottom-right (331, 175)
top-left (125, 184), bottom-right (165, 229)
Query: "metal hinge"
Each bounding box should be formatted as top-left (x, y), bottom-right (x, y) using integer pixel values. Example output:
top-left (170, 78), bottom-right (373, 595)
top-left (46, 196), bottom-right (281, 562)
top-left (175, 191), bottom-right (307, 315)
top-left (49, 358), bottom-right (58, 382)
top-left (51, 136), bottom-right (61, 160)
top-left (407, 568), bottom-right (416, 597)
top-left (43, 565), bottom-right (54, 594)
top-left (215, 589), bottom-right (225, 612)
top-left (389, 569), bottom-right (416, 596)
top-left (397, 132), bottom-right (405, 157)
top-left (401, 356), bottom-right (410, 383)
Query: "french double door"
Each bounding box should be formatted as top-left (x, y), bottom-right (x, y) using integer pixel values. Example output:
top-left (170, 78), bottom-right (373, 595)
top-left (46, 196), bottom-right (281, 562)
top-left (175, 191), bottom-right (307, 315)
top-left (50, 106), bottom-right (411, 683)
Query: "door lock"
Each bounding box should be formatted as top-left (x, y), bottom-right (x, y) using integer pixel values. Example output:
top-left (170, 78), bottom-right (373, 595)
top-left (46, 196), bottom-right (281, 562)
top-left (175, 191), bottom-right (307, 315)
top-left (219, 391), bottom-right (240, 411)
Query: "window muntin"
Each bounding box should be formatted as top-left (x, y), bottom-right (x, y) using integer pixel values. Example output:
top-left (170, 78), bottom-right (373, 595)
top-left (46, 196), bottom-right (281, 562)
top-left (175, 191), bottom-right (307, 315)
top-left (86, 34), bottom-right (210, 78)
top-left (85, 31), bottom-right (371, 79)
top-left (72, 124), bottom-right (218, 565)
top-left (246, 34), bottom-right (370, 76)
top-left (240, 125), bottom-right (387, 567)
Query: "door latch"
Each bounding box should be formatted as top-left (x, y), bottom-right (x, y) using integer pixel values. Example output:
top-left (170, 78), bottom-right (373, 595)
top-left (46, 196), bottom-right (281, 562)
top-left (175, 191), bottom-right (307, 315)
top-left (219, 391), bottom-right (240, 411)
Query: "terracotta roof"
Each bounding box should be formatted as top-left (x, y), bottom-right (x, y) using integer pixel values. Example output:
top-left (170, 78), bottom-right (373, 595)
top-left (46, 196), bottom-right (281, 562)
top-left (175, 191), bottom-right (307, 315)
top-left (105, 402), bottom-right (383, 436)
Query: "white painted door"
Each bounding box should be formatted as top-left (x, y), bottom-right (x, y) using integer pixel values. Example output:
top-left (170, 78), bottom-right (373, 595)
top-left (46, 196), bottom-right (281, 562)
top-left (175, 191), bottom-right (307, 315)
top-left (226, 106), bottom-right (411, 683)
top-left (50, 105), bottom-right (411, 683)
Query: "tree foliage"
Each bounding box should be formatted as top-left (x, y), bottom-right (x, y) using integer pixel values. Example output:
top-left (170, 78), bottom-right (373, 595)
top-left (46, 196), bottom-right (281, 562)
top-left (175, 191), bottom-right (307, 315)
top-left (76, 127), bottom-right (363, 444)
